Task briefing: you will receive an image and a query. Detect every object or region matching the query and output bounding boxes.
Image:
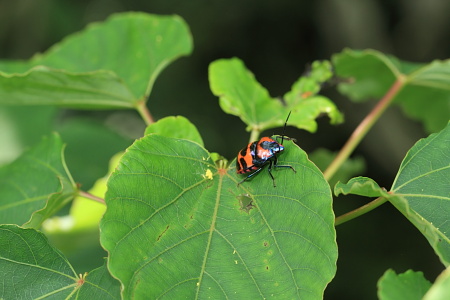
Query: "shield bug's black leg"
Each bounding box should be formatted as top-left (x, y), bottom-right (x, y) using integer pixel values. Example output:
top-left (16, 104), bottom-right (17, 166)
top-left (275, 165), bottom-right (297, 173)
top-left (267, 160), bottom-right (277, 187)
top-left (273, 155), bottom-right (296, 174)
top-left (237, 166), bottom-right (264, 186)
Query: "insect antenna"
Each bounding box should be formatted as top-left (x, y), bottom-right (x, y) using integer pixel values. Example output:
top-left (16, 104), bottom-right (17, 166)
top-left (280, 111), bottom-right (291, 145)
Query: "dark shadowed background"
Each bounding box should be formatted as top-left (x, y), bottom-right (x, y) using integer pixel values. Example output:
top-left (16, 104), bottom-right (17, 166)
top-left (1, 0), bottom-right (448, 299)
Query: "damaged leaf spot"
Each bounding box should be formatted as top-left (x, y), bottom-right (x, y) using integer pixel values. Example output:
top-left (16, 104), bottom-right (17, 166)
top-left (157, 225), bottom-right (170, 241)
top-left (184, 213), bottom-right (196, 229)
top-left (237, 193), bottom-right (255, 213)
top-left (133, 278), bottom-right (142, 290)
top-left (263, 241), bottom-right (269, 247)
top-left (301, 91), bottom-right (314, 99)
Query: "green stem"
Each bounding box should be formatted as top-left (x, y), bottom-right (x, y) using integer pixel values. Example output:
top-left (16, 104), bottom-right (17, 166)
top-left (335, 196), bottom-right (388, 226)
top-left (79, 190), bottom-right (105, 204)
top-left (323, 77), bottom-right (406, 181)
top-left (136, 100), bottom-right (154, 126)
top-left (249, 128), bottom-right (261, 144)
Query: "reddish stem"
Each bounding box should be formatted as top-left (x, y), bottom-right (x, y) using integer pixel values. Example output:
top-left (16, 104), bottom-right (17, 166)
top-left (324, 77), bottom-right (406, 181)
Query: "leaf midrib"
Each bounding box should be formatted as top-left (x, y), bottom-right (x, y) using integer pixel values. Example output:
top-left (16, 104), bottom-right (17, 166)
top-left (391, 130), bottom-right (442, 189)
top-left (195, 170), bottom-right (223, 299)
top-left (393, 165), bottom-right (450, 192)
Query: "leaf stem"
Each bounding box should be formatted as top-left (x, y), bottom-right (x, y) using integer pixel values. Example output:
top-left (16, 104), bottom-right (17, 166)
top-left (323, 77), bottom-right (406, 181)
top-left (79, 190), bottom-right (105, 204)
top-left (249, 128), bottom-right (260, 144)
top-left (335, 196), bottom-right (388, 226)
top-left (136, 100), bottom-right (154, 126)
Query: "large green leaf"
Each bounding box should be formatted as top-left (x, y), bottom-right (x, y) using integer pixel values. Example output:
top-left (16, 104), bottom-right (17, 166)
top-left (209, 58), bottom-right (342, 134)
top-left (335, 123), bottom-right (450, 266)
top-left (377, 269), bottom-right (432, 300)
top-left (390, 122), bottom-right (450, 266)
top-left (100, 134), bottom-right (337, 299)
top-left (0, 133), bottom-right (76, 228)
top-left (0, 12), bottom-right (193, 109)
top-left (0, 67), bottom-right (136, 109)
top-left (0, 225), bottom-right (120, 299)
top-left (333, 48), bottom-right (450, 132)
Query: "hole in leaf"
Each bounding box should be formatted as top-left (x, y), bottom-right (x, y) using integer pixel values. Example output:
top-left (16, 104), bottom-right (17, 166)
top-left (237, 193), bottom-right (255, 213)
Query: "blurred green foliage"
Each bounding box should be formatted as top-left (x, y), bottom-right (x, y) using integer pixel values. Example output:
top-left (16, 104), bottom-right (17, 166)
top-left (1, 1), bottom-right (448, 299)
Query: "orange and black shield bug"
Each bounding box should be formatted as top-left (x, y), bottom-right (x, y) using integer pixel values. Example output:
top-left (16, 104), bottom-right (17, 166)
top-left (236, 112), bottom-right (296, 187)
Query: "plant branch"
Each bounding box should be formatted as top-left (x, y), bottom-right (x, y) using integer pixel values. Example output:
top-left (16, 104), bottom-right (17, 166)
top-left (79, 190), bottom-right (105, 204)
top-left (249, 128), bottom-right (260, 144)
top-left (335, 196), bottom-right (388, 226)
top-left (323, 77), bottom-right (406, 181)
top-left (136, 100), bottom-right (154, 126)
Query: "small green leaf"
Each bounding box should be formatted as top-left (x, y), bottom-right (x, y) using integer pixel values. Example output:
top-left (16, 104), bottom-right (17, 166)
top-left (334, 176), bottom-right (388, 198)
top-left (209, 57), bottom-right (275, 126)
top-left (333, 48), bottom-right (450, 132)
top-left (284, 60), bottom-right (344, 131)
top-left (0, 12), bottom-right (193, 109)
top-left (285, 61), bottom-right (334, 100)
top-left (377, 269), bottom-right (432, 300)
top-left (0, 225), bottom-right (120, 299)
top-left (0, 133), bottom-right (76, 227)
top-left (100, 135), bottom-right (337, 299)
top-left (144, 115), bottom-right (204, 146)
top-left (423, 266), bottom-right (450, 300)
top-left (209, 57), bottom-right (342, 133)
top-left (389, 122), bottom-right (450, 266)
